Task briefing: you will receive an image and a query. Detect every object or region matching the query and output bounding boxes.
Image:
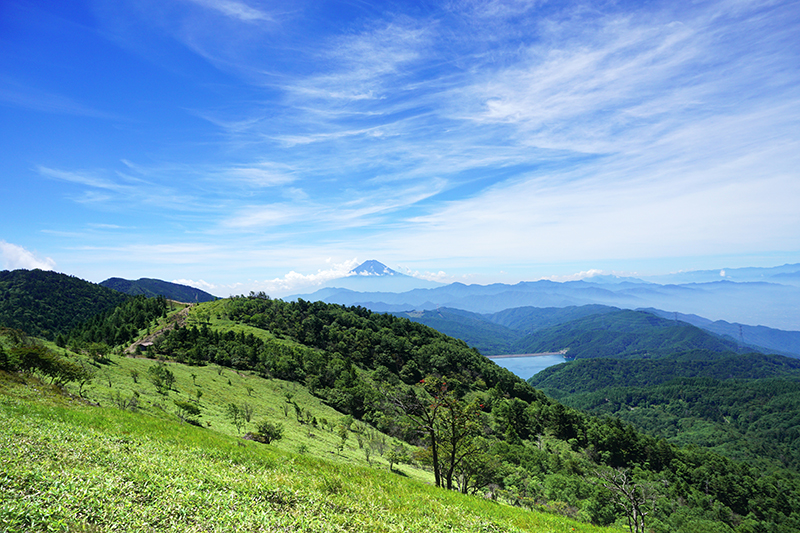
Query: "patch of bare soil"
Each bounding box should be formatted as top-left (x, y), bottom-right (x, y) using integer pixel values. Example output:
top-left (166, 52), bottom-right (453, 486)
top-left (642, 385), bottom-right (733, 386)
top-left (125, 303), bottom-right (193, 354)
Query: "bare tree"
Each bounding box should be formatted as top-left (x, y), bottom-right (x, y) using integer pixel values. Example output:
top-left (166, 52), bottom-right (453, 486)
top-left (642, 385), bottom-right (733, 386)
top-left (388, 377), bottom-right (449, 487)
top-left (594, 468), bottom-right (658, 533)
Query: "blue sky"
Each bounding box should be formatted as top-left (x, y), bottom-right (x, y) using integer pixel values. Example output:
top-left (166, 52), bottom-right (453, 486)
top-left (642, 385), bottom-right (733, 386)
top-left (2, 0), bottom-right (799, 296)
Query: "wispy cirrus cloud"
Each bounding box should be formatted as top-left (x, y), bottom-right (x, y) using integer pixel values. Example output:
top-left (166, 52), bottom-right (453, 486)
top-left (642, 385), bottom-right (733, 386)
top-left (0, 77), bottom-right (120, 119)
top-left (186, 0), bottom-right (273, 23)
top-left (8, 0), bottom-right (798, 291)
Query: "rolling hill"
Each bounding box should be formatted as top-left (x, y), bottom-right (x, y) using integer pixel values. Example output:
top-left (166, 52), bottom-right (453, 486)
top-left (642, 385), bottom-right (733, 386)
top-left (100, 277), bottom-right (218, 302)
top-left (0, 269), bottom-right (129, 340)
top-left (528, 353), bottom-right (800, 471)
top-left (398, 305), bottom-right (759, 359)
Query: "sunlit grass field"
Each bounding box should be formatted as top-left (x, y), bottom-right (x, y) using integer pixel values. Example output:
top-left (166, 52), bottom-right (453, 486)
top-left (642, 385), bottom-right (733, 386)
top-left (0, 300), bottom-right (620, 531)
top-left (0, 370), bottom-right (618, 533)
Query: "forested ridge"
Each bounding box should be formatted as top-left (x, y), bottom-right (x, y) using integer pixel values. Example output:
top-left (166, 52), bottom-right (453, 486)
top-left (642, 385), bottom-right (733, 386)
top-left (530, 354), bottom-right (800, 472)
top-left (401, 306), bottom-right (749, 357)
top-left (100, 277), bottom-right (218, 303)
top-left (2, 282), bottom-right (800, 532)
top-left (0, 269), bottom-right (129, 340)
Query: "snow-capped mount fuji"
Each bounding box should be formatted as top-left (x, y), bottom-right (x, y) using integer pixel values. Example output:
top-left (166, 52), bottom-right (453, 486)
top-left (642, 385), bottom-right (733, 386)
top-left (348, 260), bottom-right (402, 277)
top-left (293, 260), bottom-right (444, 297)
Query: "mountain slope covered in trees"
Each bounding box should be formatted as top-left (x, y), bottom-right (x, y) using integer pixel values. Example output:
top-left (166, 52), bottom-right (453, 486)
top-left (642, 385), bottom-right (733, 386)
top-left (144, 295), bottom-right (800, 531)
top-left (400, 305), bottom-right (750, 358)
top-left (101, 277), bottom-right (218, 302)
top-left (529, 353), bottom-right (800, 471)
top-left (643, 307), bottom-right (800, 357)
top-left (0, 269), bottom-right (129, 340)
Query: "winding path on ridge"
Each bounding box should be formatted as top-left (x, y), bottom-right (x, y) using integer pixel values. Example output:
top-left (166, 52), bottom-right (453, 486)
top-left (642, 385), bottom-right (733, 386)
top-left (125, 303), bottom-right (193, 354)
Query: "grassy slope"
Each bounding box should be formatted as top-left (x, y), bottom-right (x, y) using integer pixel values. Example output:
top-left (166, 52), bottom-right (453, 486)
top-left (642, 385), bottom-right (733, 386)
top-left (1, 300), bottom-right (616, 532)
top-left (0, 376), bottom-right (614, 533)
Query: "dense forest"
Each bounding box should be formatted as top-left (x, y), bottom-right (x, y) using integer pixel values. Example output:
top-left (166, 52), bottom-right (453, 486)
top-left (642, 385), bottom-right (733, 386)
top-left (0, 269), bottom-right (128, 340)
top-left (401, 306), bottom-right (752, 358)
top-left (100, 277), bottom-right (218, 303)
top-left (60, 294), bottom-right (169, 352)
top-left (530, 354), bottom-right (800, 472)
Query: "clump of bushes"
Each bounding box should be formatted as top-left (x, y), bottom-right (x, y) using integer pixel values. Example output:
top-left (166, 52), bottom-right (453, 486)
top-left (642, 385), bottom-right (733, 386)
top-left (247, 420), bottom-right (284, 444)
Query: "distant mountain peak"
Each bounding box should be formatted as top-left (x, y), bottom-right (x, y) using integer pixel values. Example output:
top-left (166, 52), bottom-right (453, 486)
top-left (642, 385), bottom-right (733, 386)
top-left (349, 260), bottom-right (402, 277)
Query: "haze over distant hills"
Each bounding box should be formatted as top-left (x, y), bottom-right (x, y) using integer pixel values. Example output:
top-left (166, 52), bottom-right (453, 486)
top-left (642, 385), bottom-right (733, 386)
top-left (638, 263), bottom-right (800, 285)
top-left (294, 262), bottom-right (800, 331)
top-left (396, 305), bottom-right (800, 360)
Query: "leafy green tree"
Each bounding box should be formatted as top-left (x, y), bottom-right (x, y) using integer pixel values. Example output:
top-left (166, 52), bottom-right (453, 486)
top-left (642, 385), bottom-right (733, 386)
top-left (254, 420), bottom-right (284, 444)
top-left (336, 423), bottom-right (348, 454)
top-left (241, 402), bottom-right (254, 423)
top-left (86, 342), bottom-right (110, 360)
top-left (147, 363), bottom-right (175, 394)
top-left (389, 376), bottom-right (450, 488)
top-left (226, 403), bottom-right (245, 434)
top-left (437, 393), bottom-right (483, 490)
top-left (386, 443), bottom-right (410, 472)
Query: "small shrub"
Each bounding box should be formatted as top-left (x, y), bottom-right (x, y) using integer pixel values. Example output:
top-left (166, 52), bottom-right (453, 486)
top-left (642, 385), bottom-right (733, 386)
top-left (147, 363), bottom-right (175, 394)
top-left (253, 420), bottom-right (284, 444)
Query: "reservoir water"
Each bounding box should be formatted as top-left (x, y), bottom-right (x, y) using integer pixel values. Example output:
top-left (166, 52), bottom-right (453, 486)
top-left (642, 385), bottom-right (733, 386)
top-left (488, 354), bottom-right (568, 380)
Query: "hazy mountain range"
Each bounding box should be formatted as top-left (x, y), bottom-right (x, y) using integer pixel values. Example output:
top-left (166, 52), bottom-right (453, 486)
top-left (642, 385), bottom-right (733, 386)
top-left (395, 305), bottom-right (800, 360)
top-left (293, 261), bottom-right (800, 331)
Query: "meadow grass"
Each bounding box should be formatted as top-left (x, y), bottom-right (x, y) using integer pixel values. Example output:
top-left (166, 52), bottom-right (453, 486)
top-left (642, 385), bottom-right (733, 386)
top-left (0, 372), bottom-right (619, 532)
top-left (68, 349), bottom-right (429, 482)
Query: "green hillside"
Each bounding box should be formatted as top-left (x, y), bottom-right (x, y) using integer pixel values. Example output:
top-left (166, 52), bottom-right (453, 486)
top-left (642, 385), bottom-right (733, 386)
top-left (0, 269), bottom-right (128, 340)
top-left (513, 309), bottom-right (741, 359)
top-left (0, 372), bottom-right (611, 533)
top-left (529, 354), bottom-right (800, 471)
top-left (3, 290), bottom-right (800, 531)
top-left (397, 305), bottom-right (622, 355)
top-left (399, 306), bottom-right (746, 359)
top-left (101, 277), bottom-right (218, 303)
top-left (398, 307), bottom-right (520, 355)
top-left (486, 305), bottom-right (619, 333)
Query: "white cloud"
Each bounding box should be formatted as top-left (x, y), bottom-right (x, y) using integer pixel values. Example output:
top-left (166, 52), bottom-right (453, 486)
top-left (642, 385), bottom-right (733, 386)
top-left (543, 269), bottom-right (607, 282)
top-left (222, 204), bottom-right (304, 229)
top-left (0, 241), bottom-right (56, 271)
top-left (0, 77), bottom-right (120, 119)
top-left (245, 258), bottom-right (361, 295)
top-left (290, 19), bottom-right (432, 103)
top-left (414, 270), bottom-right (451, 283)
top-left (225, 166), bottom-right (295, 187)
top-left (171, 278), bottom-right (222, 292)
top-left (186, 0), bottom-right (273, 22)
top-left (37, 166), bottom-right (127, 192)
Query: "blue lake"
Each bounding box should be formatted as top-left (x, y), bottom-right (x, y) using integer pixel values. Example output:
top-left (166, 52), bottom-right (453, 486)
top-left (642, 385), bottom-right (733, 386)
top-left (490, 354), bottom-right (568, 380)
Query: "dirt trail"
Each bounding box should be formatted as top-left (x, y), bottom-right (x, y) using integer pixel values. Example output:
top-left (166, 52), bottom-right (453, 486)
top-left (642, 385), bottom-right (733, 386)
top-left (125, 303), bottom-right (193, 354)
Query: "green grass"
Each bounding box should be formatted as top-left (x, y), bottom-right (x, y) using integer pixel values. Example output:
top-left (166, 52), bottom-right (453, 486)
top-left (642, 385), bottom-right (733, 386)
top-left (1, 304), bottom-right (620, 531)
top-left (69, 350), bottom-right (428, 481)
top-left (0, 372), bottom-right (618, 533)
